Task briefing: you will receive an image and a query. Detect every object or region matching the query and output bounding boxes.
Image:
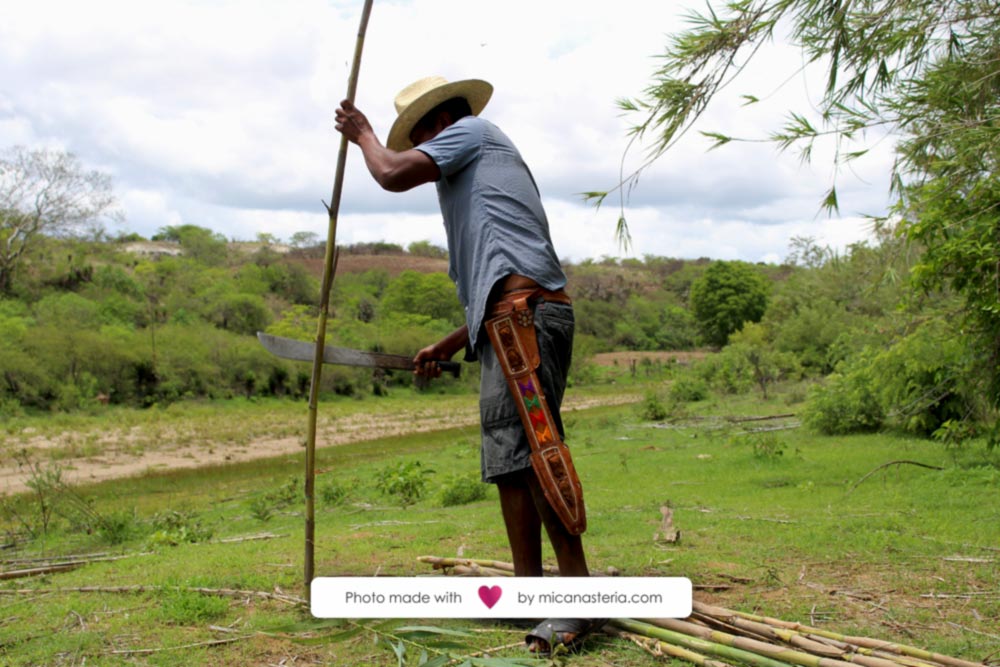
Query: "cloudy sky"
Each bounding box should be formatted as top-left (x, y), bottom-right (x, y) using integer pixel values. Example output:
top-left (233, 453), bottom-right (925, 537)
top-left (1, 0), bottom-right (894, 264)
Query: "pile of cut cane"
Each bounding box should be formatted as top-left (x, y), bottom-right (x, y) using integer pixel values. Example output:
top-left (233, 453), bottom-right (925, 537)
top-left (418, 556), bottom-right (990, 667)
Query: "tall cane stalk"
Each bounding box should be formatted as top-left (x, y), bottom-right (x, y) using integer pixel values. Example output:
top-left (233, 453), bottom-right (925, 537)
top-left (304, 0), bottom-right (374, 604)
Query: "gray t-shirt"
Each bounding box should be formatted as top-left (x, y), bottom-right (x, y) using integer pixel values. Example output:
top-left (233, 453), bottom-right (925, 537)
top-left (417, 116), bottom-right (567, 348)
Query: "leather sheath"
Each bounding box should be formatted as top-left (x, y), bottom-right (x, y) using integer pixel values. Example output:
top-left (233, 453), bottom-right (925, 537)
top-left (484, 288), bottom-right (586, 535)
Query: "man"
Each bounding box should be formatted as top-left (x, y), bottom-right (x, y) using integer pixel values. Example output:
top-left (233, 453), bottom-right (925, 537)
top-left (334, 76), bottom-right (604, 654)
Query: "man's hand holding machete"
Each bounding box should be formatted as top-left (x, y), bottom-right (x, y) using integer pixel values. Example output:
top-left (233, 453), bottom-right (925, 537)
top-left (413, 325), bottom-right (469, 380)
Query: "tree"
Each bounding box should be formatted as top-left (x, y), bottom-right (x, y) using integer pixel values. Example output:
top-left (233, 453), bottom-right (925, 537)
top-left (289, 231), bottom-right (320, 249)
top-left (380, 270), bottom-right (464, 327)
top-left (689, 260), bottom-right (769, 347)
top-left (0, 147), bottom-right (120, 293)
top-left (612, 0), bottom-right (1000, 414)
top-left (153, 225), bottom-right (228, 266)
top-left (407, 240), bottom-right (448, 259)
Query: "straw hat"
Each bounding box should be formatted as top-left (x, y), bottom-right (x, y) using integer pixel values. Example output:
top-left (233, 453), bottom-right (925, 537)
top-left (386, 76), bottom-right (493, 151)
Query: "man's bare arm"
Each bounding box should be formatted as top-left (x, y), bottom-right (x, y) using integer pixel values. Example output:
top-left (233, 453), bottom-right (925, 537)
top-left (413, 326), bottom-right (469, 378)
top-left (335, 99), bottom-right (440, 192)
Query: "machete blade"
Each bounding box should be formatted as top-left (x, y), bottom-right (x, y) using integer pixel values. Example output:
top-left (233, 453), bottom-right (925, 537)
top-left (256, 332), bottom-right (460, 377)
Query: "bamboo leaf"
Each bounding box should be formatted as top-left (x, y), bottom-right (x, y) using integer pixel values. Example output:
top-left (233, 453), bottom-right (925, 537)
top-left (468, 657), bottom-right (551, 666)
top-left (701, 131), bottom-right (733, 149)
top-left (616, 214), bottom-right (632, 253)
top-left (388, 638), bottom-right (406, 667)
top-left (616, 97), bottom-right (639, 112)
top-left (581, 191), bottom-right (609, 208)
top-left (396, 626), bottom-right (474, 638)
top-left (418, 656), bottom-right (451, 667)
top-left (821, 186), bottom-right (839, 214)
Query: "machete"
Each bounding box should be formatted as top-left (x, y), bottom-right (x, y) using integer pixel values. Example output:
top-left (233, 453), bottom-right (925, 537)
top-left (257, 332), bottom-right (461, 377)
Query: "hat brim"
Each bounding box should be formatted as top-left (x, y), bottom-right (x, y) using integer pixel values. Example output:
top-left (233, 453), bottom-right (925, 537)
top-left (386, 79), bottom-right (493, 152)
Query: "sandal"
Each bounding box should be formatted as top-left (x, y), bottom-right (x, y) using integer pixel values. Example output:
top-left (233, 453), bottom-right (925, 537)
top-left (525, 618), bottom-right (608, 654)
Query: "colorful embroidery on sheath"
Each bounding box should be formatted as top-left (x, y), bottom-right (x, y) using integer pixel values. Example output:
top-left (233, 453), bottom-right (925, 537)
top-left (515, 378), bottom-right (553, 444)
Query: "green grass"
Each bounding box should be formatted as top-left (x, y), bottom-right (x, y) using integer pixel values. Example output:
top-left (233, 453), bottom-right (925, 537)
top-left (1, 381), bottom-right (998, 666)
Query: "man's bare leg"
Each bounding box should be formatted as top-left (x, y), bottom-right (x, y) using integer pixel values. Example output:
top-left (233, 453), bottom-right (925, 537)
top-left (524, 471), bottom-right (589, 577)
top-left (496, 469), bottom-right (543, 577)
top-left (497, 470), bottom-right (598, 654)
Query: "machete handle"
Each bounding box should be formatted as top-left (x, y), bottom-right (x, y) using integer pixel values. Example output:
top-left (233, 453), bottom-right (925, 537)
top-left (436, 360), bottom-right (461, 378)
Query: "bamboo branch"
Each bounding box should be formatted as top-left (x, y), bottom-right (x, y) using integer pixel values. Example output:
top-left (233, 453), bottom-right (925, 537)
top-left (0, 585), bottom-right (306, 607)
top-left (2, 551), bottom-right (111, 565)
top-left (848, 460), bottom-right (943, 493)
top-left (212, 532), bottom-right (284, 544)
top-left (0, 562), bottom-right (85, 580)
top-left (107, 635), bottom-right (250, 655)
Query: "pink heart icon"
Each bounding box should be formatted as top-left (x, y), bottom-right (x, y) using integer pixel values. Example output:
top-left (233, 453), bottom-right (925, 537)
top-left (478, 585), bottom-right (502, 609)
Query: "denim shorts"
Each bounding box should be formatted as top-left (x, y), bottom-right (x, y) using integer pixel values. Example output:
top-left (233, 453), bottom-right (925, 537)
top-left (476, 300), bottom-right (574, 483)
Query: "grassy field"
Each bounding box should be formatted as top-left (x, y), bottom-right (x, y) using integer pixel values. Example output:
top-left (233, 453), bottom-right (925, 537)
top-left (1, 379), bottom-right (998, 666)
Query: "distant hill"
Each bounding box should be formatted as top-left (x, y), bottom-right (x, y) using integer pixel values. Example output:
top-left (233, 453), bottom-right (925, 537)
top-left (297, 253), bottom-right (449, 278)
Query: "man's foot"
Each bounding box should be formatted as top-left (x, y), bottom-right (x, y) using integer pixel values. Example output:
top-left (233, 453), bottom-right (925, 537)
top-left (525, 618), bottom-right (608, 655)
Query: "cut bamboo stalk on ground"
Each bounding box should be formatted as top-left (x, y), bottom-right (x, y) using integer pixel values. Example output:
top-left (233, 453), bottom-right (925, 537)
top-left (609, 626), bottom-right (735, 667)
top-left (417, 555), bottom-right (559, 575)
top-left (0, 585), bottom-right (307, 606)
top-left (417, 556), bottom-right (988, 667)
top-left (450, 564), bottom-right (514, 577)
top-left (693, 602), bottom-right (987, 667)
top-left (690, 608), bottom-right (928, 665)
top-left (612, 618), bottom-right (800, 667)
top-left (647, 617), bottom-right (908, 667)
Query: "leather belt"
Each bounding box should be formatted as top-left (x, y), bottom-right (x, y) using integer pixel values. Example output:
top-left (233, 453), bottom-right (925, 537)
top-left (489, 287), bottom-right (571, 317)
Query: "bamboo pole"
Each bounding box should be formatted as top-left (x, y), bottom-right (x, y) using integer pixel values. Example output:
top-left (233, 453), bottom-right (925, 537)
top-left (608, 627), bottom-right (735, 667)
top-left (612, 619), bottom-right (799, 667)
top-left (647, 617), bottom-right (906, 667)
top-left (303, 0), bottom-right (374, 605)
top-left (691, 609), bottom-right (928, 665)
top-left (450, 564), bottom-right (514, 577)
top-left (693, 602), bottom-right (987, 667)
top-left (692, 605), bottom-right (941, 667)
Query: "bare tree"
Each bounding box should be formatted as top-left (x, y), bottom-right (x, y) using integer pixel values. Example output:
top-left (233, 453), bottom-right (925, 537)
top-left (0, 146), bottom-right (121, 292)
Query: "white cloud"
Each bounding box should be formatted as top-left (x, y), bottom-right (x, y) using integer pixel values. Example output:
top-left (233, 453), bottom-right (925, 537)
top-left (0, 0), bottom-right (892, 262)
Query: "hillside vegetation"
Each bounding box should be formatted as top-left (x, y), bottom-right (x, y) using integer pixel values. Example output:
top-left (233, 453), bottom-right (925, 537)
top-left (0, 224), bottom-right (994, 448)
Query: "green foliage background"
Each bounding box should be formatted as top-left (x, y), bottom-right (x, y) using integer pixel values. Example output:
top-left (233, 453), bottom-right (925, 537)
top-left (0, 220), bottom-right (994, 446)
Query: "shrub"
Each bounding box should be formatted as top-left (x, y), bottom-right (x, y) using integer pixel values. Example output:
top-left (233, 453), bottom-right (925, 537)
top-left (670, 375), bottom-right (708, 403)
top-left (804, 320), bottom-right (981, 440)
top-left (319, 478), bottom-right (349, 506)
top-left (148, 509), bottom-right (214, 546)
top-left (802, 365), bottom-right (884, 434)
top-left (639, 391), bottom-right (669, 421)
top-left (159, 589), bottom-right (229, 624)
top-left (249, 477), bottom-right (302, 522)
top-left (746, 432), bottom-right (786, 461)
top-left (374, 461), bottom-right (433, 507)
top-left (438, 474), bottom-right (487, 507)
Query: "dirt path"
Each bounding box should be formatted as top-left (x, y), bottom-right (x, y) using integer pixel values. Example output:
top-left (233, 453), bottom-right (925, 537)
top-left (1, 394), bottom-right (640, 495)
